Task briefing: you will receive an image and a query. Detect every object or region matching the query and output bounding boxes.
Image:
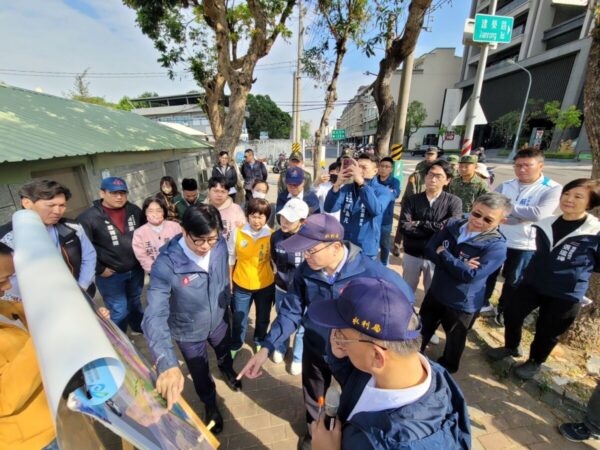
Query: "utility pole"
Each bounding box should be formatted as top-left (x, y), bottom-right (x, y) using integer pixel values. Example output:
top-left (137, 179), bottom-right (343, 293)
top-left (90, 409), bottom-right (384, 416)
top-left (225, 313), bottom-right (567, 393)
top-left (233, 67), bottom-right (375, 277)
top-left (391, 51), bottom-right (415, 157)
top-left (293, 0), bottom-right (304, 144)
top-left (462, 0), bottom-right (497, 156)
top-left (291, 70), bottom-right (297, 140)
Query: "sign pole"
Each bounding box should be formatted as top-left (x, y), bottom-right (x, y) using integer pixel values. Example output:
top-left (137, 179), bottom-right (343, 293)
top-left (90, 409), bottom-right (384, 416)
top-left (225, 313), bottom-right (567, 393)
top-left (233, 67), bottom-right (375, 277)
top-left (462, 0), bottom-right (498, 156)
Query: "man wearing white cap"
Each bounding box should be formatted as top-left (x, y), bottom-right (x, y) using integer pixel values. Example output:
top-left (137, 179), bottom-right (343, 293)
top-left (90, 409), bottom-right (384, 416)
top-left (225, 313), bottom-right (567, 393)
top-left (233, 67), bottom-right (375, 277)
top-left (270, 198), bottom-right (310, 374)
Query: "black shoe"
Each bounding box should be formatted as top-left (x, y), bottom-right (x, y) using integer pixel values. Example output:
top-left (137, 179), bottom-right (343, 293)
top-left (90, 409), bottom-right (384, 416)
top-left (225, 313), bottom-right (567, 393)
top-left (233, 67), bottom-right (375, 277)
top-left (494, 312), bottom-right (505, 327)
top-left (559, 422), bottom-right (599, 442)
top-left (205, 403), bottom-right (224, 435)
top-left (514, 359), bottom-right (542, 380)
top-left (487, 346), bottom-right (523, 361)
top-left (220, 367), bottom-right (242, 391)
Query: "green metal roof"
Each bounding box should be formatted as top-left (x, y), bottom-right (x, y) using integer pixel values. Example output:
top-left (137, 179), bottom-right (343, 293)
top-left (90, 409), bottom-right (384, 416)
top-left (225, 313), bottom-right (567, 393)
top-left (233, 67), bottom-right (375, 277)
top-left (0, 84), bottom-right (212, 164)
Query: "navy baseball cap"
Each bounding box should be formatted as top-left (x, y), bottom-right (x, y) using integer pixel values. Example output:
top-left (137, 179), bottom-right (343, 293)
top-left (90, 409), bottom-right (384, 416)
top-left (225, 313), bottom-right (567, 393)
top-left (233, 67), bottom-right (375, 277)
top-left (100, 177), bottom-right (128, 192)
top-left (279, 213), bottom-right (344, 253)
top-left (307, 278), bottom-right (420, 341)
top-left (286, 167), bottom-right (305, 185)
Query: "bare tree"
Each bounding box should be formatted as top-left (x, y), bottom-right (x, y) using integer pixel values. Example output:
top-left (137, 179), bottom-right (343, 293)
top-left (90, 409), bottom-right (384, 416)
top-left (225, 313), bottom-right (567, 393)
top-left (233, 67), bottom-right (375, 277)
top-left (125, 0), bottom-right (296, 156)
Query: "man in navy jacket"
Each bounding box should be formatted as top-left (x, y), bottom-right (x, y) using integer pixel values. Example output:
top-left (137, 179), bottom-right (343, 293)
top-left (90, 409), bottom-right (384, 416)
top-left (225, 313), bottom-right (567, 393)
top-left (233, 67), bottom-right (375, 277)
top-left (275, 167), bottom-right (320, 216)
top-left (307, 277), bottom-right (471, 450)
top-left (421, 192), bottom-right (511, 373)
top-left (238, 214), bottom-right (412, 448)
top-left (324, 153), bottom-right (392, 258)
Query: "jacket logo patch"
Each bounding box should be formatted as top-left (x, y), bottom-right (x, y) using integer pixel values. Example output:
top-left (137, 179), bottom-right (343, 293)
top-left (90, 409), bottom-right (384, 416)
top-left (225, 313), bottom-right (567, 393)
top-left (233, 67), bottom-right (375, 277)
top-left (557, 243), bottom-right (579, 262)
top-left (240, 239), bottom-right (249, 248)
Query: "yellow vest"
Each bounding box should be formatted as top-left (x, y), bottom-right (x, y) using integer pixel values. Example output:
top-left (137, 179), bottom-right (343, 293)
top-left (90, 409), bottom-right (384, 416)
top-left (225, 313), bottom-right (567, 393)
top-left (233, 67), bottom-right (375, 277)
top-left (233, 227), bottom-right (275, 290)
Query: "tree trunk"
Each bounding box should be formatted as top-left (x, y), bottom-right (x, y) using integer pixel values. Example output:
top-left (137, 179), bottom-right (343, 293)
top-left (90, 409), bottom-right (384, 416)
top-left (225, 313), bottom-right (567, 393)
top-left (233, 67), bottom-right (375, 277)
top-left (314, 38), bottom-right (348, 179)
top-left (560, 8), bottom-right (600, 349)
top-left (372, 0), bottom-right (432, 157)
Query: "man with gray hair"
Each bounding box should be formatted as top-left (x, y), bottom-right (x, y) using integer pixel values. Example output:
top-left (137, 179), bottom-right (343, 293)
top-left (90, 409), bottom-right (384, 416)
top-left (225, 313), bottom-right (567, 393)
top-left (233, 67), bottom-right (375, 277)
top-left (420, 192), bottom-right (511, 373)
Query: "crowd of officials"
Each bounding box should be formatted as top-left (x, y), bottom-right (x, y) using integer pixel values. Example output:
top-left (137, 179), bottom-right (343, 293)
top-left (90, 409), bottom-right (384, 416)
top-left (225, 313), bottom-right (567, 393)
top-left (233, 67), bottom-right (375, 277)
top-left (1, 145), bottom-right (600, 450)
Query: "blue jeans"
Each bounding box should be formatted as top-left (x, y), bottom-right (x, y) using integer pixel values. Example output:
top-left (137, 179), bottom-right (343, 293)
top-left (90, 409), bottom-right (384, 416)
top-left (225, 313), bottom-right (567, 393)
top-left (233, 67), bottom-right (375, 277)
top-left (95, 267), bottom-right (145, 333)
top-left (379, 223), bottom-right (393, 266)
top-left (42, 439), bottom-right (59, 450)
top-left (231, 283), bottom-right (274, 351)
top-left (496, 249), bottom-right (535, 313)
top-left (275, 287), bottom-right (304, 362)
top-left (177, 320), bottom-right (233, 406)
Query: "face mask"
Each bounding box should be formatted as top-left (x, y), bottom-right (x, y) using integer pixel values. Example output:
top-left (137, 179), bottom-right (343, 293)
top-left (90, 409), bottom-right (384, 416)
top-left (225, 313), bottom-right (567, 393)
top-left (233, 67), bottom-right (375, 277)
top-left (329, 174), bottom-right (338, 184)
top-left (252, 191), bottom-right (267, 200)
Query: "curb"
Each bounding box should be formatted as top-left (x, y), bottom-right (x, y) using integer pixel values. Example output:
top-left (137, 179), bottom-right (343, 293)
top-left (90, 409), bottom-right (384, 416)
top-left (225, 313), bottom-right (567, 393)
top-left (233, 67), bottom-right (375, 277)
top-left (469, 320), bottom-right (591, 419)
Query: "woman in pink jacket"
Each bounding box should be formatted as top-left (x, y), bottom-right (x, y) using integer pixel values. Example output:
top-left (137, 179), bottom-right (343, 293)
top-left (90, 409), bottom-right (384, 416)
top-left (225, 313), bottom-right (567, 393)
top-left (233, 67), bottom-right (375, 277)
top-left (133, 195), bottom-right (182, 273)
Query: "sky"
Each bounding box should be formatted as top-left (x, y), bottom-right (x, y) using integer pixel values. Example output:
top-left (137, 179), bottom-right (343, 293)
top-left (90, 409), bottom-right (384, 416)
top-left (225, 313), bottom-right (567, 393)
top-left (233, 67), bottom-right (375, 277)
top-left (1, 0), bottom-right (471, 132)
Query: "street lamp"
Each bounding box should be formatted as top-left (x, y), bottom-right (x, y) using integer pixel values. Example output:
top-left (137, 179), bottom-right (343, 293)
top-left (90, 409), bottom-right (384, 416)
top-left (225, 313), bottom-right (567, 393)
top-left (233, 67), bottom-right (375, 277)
top-left (507, 58), bottom-right (532, 161)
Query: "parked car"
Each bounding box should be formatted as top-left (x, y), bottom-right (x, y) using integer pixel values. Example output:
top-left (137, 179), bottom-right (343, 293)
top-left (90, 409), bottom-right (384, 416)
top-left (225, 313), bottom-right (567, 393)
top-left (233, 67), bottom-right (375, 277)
top-left (411, 145), bottom-right (445, 157)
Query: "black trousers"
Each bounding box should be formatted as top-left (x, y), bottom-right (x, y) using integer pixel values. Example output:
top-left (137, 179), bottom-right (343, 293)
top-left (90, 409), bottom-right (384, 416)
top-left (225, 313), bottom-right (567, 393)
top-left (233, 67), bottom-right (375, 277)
top-left (504, 283), bottom-right (581, 363)
top-left (419, 292), bottom-right (478, 373)
top-left (301, 337), bottom-right (332, 429)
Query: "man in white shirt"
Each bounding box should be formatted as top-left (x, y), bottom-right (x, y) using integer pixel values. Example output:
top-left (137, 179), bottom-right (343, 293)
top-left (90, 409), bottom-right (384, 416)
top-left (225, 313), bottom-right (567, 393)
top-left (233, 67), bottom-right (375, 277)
top-left (307, 277), bottom-right (471, 450)
top-left (486, 149), bottom-right (562, 326)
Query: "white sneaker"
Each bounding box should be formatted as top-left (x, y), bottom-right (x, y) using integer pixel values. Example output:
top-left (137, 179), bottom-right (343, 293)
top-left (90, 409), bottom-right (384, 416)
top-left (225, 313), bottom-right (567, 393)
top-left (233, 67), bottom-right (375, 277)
top-left (430, 334), bottom-right (440, 345)
top-left (290, 361), bottom-right (302, 375)
top-left (272, 350), bottom-right (284, 364)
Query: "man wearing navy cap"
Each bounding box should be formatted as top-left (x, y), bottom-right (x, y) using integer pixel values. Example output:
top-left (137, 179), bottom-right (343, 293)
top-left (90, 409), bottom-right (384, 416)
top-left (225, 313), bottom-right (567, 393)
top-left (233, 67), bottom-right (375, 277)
top-left (78, 177), bottom-right (144, 332)
top-left (308, 277), bottom-right (471, 450)
top-left (238, 213), bottom-right (413, 449)
top-left (275, 167), bottom-right (320, 216)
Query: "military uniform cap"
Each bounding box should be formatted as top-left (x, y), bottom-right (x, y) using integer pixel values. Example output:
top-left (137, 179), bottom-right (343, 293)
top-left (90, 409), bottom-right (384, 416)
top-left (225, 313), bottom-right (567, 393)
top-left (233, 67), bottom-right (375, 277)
top-left (459, 155), bottom-right (478, 164)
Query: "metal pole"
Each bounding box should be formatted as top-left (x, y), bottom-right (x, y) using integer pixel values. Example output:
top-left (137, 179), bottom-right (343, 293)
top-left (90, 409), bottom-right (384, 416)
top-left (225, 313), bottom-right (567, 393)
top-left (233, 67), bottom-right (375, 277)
top-left (291, 70), bottom-right (297, 141)
top-left (391, 51), bottom-right (415, 155)
top-left (507, 61), bottom-right (532, 161)
top-left (462, 0), bottom-right (498, 156)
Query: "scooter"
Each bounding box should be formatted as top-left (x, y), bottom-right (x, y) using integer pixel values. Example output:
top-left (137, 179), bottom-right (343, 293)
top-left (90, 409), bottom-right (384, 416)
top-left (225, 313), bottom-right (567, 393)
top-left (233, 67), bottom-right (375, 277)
top-left (273, 153), bottom-right (287, 174)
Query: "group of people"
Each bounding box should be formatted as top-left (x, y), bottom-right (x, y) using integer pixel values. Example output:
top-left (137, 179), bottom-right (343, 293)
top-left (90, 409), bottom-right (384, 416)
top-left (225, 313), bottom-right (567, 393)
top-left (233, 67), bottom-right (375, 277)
top-left (2, 144), bottom-right (600, 450)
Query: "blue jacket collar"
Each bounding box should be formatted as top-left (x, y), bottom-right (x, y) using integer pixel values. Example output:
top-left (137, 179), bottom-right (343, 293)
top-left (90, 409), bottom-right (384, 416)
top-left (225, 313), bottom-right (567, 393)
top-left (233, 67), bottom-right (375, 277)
top-left (163, 235), bottom-right (227, 274)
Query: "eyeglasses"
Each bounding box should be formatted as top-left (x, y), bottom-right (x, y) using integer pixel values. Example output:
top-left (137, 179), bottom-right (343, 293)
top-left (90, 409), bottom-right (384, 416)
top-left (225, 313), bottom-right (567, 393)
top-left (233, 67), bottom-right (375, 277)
top-left (425, 172), bottom-right (446, 181)
top-left (188, 234), bottom-right (219, 247)
top-left (470, 210), bottom-right (495, 225)
top-left (304, 242), bottom-right (334, 256)
top-left (332, 329), bottom-right (388, 351)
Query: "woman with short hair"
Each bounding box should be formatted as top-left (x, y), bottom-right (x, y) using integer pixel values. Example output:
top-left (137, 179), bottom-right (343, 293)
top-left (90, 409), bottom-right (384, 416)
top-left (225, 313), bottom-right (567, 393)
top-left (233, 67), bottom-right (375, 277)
top-left (228, 198), bottom-right (275, 358)
top-left (489, 178), bottom-right (600, 380)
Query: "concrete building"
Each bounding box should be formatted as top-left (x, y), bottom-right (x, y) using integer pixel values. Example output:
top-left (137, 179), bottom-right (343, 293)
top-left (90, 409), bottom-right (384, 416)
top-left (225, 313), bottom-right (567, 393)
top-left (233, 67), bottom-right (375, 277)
top-left (132, 93), bottom-right (249, 142)
top-left (457, 0), bottom-right (594, 150)
top-left (336, 48), bottom-right (463, 149)
top-left (0, 84), bottom-right (213, 223)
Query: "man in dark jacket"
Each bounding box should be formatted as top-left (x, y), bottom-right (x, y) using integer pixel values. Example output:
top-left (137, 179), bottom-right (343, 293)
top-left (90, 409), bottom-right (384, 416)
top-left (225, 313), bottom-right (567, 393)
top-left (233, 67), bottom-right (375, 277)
top-left (277, 151), bottom-right (313, 194)
top-left (307, 277), bottom-right (471, 450)
top-left (77, 177), bottom-right (144, 333)
top-left (0, 179), bottom-right (97, 297)
top-left (142, 205), bottom-right (240, 434)
top-left (324, 153), bottom-right (392, 259)
top-left (176, 178), bottom-right (204, 218)
top-left (241, 149), bottom-right (268, 202)
top-left (212, 151), bottom-right (239, 201)
top-left (421, 192), bottom-right (510, 373)
top-left (275, 167), bottom-right (320, 216)
top-left (238, 214), bottom-right (413, 449)
top-left (400, 160), bottom-right (462, 293)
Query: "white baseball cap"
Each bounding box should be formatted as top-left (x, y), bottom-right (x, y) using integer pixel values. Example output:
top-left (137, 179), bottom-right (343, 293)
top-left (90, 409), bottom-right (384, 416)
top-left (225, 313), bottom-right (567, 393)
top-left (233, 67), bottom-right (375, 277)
top-left (277, 198), bottom-right (309, 222)
top-left (475, 163), bottom-right (490, 178)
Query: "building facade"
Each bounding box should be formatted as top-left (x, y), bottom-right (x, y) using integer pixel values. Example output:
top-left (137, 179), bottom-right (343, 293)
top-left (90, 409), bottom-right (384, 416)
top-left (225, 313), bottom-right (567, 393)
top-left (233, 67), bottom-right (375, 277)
top-left (336, 48), bottom-right (463, 149)
top-left (457, 0), bottom-right (594, 150)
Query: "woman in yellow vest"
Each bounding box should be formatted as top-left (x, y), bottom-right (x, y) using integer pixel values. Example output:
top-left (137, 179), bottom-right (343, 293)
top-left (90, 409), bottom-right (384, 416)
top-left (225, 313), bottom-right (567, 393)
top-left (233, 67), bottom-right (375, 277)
top-left (228, 198), bottom-right (275, 358)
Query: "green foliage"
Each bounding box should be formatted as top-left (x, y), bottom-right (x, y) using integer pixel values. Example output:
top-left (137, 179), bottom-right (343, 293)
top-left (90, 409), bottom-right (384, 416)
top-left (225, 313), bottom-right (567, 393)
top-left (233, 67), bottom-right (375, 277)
top-left (138, 91), bottom-right (159, 98)
top-left (301, 121), bottom-right (311, 140)
top-left (452, 125), bottom-right (465, 138)
top-left (115, 97), bottom-right (135, 111)
top-left (492, 111), bottom-right (520, 148)
top-left (405, 101), bottom-right (427, 138)
top-left (246, 94), bottom-right (291, 140)
top-left (544, 101), bottom-right (582, 130)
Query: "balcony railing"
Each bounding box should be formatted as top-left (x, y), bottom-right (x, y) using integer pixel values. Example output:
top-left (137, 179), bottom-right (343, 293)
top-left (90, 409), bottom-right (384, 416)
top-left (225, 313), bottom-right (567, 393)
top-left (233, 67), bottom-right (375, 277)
top-left (497, 0), bottom-right (529, 16)
top-left (543, 14), bottom-right (586, 41)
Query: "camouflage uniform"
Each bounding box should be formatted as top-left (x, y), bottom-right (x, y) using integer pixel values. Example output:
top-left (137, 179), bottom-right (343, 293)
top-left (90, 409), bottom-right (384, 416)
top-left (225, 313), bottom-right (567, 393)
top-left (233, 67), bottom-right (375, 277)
top-left (448, 174), bottom-right (490, 214)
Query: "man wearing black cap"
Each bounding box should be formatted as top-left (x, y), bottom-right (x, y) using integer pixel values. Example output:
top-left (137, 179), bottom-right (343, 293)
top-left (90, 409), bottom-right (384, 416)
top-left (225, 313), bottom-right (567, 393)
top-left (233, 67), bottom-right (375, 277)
top-left (275, 167), bottom-right (320, 216)
top-left (278, 151), bottom-right (313, 194)
top-left (238, 213), bottom-right (413, 449)
top-left (78, 177), bottom-right (144, 333)
top-left (307, 277), bottom-right (471, 450)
